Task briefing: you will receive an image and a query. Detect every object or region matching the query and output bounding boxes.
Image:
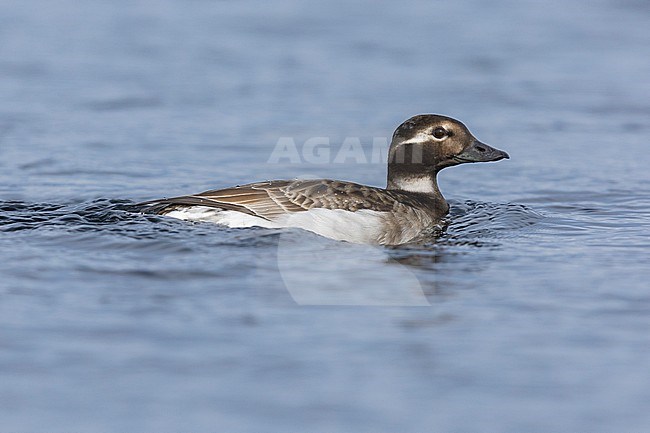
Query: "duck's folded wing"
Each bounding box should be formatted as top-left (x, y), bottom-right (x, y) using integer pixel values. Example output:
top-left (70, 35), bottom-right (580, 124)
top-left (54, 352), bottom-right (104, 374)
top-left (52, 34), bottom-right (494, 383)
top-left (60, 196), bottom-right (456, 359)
top-left (137, 179), bottom-right (397, 220)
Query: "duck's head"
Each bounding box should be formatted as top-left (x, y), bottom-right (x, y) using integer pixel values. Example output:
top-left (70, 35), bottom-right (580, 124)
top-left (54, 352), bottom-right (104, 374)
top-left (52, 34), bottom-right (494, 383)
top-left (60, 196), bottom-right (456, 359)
top-left (387, 114), bottom-right (509, 193)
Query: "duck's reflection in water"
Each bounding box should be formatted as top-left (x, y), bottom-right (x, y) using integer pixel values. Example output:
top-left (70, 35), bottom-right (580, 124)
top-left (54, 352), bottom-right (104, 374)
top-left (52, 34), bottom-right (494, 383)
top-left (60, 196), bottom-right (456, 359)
top-left (271, 198), bottom-right (529, 307)
top-left (276, 231), bottom-right (434, 306)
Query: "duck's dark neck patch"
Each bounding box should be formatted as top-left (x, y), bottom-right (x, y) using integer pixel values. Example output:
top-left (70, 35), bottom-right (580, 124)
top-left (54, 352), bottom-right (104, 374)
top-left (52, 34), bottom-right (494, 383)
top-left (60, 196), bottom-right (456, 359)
top-left (387, 141), bottom-right (442, 194)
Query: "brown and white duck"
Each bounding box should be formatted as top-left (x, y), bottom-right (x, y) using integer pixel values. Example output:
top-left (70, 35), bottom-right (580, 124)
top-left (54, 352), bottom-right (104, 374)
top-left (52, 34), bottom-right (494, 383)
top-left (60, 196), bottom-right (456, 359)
top-left (138, 114), bottom-right (509, 245)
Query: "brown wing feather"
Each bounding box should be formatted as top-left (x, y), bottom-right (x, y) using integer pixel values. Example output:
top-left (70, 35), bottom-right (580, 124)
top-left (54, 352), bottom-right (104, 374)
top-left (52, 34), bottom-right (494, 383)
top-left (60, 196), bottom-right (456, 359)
top-left (138, 179), bottom-right (406, 219)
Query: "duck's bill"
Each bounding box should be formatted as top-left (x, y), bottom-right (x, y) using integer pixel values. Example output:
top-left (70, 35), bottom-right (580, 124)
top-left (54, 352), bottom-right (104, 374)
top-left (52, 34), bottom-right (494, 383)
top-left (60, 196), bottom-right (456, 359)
top-left (454, 140), bottom-right (510, 163)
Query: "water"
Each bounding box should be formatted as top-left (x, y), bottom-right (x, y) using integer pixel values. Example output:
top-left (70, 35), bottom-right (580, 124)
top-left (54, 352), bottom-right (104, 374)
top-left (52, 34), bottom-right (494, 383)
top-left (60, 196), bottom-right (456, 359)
top-left (1, 0), bottom-right (650, 431)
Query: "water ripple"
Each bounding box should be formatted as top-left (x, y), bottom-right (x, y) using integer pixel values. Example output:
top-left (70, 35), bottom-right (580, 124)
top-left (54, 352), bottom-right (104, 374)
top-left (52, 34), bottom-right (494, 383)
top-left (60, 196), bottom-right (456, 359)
top-left (444, 199), bottom-right (545, 244)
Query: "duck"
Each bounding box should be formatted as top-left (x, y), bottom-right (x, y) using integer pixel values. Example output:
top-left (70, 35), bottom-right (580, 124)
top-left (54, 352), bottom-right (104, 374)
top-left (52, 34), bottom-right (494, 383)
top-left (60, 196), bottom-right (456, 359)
top-left (138, 114), bottom-right (509, 245)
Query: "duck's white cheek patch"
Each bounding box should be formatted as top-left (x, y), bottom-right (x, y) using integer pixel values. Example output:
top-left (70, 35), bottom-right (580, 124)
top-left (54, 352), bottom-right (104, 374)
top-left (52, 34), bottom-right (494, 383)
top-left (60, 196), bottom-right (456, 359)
top-left (162, 206), bottom-right (386, 244)
top-left (400, 131), bottom-right (445, 145)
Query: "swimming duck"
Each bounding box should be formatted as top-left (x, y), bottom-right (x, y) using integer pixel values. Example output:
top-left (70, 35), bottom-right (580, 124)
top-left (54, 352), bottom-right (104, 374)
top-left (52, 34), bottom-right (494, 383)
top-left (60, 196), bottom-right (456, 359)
top-left (138, 114), bottom-right (509, 245)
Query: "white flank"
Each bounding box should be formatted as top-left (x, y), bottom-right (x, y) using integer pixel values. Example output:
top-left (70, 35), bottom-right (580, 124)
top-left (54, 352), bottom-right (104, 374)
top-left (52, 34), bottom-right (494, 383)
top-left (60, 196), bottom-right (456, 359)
top-left (163, 206), bottom-right (386, 244)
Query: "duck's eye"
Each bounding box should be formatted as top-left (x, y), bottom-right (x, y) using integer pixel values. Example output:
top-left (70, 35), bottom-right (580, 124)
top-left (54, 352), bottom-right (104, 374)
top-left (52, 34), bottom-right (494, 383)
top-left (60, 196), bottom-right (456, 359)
top-left (432, 127), bottom-right (448, 139)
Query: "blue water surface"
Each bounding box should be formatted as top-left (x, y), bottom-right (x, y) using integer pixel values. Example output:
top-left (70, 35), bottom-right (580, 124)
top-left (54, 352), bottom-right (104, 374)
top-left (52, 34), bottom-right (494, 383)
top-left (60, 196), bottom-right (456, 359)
top-left (1, 0), bottom-right (650, 432)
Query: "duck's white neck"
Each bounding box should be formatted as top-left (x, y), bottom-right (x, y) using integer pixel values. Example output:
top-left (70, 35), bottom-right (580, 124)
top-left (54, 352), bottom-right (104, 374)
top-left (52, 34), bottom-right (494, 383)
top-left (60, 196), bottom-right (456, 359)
top-left (387, 173), bottom-right (449, 215)
top-left (388, 172), bottom-right (441, 194)
top-left (392, 175), bottom-right (436, 194)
